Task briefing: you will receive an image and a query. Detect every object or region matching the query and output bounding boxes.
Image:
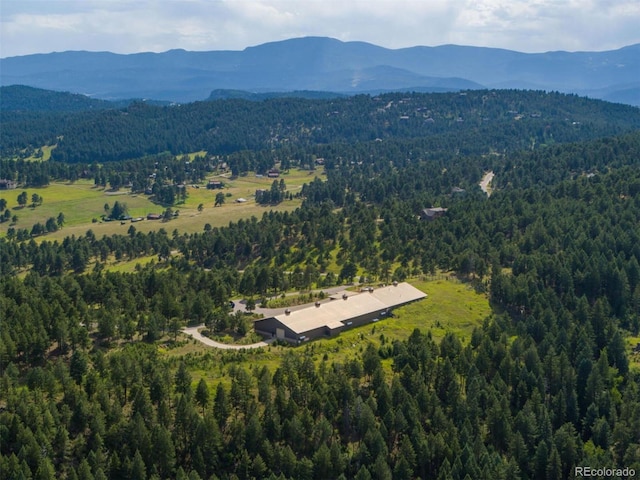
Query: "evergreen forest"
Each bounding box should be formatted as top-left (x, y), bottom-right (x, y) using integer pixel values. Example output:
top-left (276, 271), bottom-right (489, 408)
top-left (1, 90), bottom-right (640, 479)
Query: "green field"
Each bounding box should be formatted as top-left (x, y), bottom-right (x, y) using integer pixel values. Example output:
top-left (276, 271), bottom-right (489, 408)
top-left (100, 254), bottom-right (159, 273)
top-left (23, 144), bottom-right (57, 162)
top-left (296, 278), bottom-right (491, 364)
top-left (0, 169), bottom-right (319, 240)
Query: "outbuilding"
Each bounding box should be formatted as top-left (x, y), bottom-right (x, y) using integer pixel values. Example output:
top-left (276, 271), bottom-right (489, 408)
top-left (0, 179), bottom-right (17, 190)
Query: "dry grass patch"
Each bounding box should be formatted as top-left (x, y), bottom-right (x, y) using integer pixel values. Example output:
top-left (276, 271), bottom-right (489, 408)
top-left (1, 169), bottom-right (320, 240)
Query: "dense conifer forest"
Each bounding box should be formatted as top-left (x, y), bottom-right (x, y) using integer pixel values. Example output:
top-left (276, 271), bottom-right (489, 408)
top-left (1, 90), bottom-right (640, 479)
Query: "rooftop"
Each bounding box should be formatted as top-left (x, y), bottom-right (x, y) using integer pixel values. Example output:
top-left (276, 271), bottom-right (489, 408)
top-left (271, 282), bottom-right (426, 334)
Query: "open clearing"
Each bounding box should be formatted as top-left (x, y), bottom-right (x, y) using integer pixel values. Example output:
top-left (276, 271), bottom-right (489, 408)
top-left (479, 171), bottom-right (495, 196)
top-left (0, 169), bottom-right (319, 240)
top-left (23, 144), bottom-right (57, 162)
top-left (168, 277), bottom-right (492, 384)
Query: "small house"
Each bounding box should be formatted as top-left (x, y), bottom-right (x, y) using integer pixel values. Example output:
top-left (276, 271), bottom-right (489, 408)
top-left (420, 207), bottom-right (448, 221)
top-left (0, 179), bottom-right (17, 190)
top-left (207, 180), bottom-right (224, 189)
top-left (146, 213), bottom-right (162, 220)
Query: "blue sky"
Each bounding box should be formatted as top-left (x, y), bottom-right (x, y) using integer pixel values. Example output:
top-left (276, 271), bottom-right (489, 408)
top-left (1, 0), bottom-right (639, 58)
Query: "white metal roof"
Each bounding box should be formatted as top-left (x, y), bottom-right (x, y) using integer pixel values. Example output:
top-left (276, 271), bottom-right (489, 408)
top-left (369, 282), bottom-right (426, 305)
top-left (272, 282), bottom-right (426, 335)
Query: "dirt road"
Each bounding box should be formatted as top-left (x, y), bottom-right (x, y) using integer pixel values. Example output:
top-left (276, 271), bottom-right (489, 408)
top-left (479, 171), bottom-right (495, 197)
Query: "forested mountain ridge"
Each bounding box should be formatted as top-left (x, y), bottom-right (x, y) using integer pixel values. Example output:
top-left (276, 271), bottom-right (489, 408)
top-left (2, 90), bottom-right (639, 163)
top-left (0, 85), bottom-right (171, 113)
top-left (0, 85), bottom-right (115, 112)
top-left (2, 37), bottom-right (639, 104)
top-left (2, 87), bottom-right (640, 479)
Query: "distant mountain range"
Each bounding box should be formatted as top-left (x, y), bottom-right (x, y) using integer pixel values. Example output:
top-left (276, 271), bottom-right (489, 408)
top-left (1, 37), bottom-right (639, 105)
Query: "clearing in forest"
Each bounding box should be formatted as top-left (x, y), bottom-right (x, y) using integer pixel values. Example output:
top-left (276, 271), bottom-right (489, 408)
top-left (0, 168), bottom-right (319, 240)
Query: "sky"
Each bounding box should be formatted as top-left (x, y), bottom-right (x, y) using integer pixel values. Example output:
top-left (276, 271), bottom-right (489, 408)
top-left (1, 0), bottom-right (639, 58)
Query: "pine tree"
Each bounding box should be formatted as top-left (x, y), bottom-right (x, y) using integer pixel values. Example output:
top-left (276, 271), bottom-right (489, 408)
top-left (131, 450), bottom-right (147, 480)
top-left (195, 378), bottom-right (210, 415)
top-left (213, 383), bottom-right (230, 429)
top-left (175, 361), bottom-right (192, 397)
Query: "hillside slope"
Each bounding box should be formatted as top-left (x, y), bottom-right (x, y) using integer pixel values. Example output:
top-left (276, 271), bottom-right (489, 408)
top-left (3, 90), bottom-right (639, 163)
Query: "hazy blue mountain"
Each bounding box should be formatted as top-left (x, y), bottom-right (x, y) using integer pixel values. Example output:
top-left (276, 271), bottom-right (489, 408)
top-left (207, 89), bottom-right (347, 101)
top-left (1, 37), bottom-right (638, 104)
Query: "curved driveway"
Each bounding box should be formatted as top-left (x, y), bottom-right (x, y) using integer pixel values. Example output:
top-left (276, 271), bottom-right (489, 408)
top-left (183, 285), bottom-right (357, 349)
top-left (182, 325), bottom-right (274, 350)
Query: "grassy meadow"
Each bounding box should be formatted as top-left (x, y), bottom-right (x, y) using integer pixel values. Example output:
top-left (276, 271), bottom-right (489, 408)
top-left (293, 277), bottom-right (491, 364)
top-left (0, 168), bottom-right (319, 241)
top-left (23, 144), bottom-right (57, 162)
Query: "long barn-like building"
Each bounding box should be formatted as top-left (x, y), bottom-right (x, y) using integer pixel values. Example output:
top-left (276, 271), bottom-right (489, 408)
top-left (254, 282), bottom-right (426, 343)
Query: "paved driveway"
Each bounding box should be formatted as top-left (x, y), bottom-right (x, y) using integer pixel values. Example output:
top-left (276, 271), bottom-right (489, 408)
top-left (185, 285), bottom-right (359, 349)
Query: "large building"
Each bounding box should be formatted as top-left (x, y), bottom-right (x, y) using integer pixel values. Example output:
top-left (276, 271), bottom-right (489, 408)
top-left (254, 282), bottom-right (426, 343)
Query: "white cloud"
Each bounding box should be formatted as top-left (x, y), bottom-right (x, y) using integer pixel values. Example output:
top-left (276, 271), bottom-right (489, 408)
top-left (1, 0), bottom-right (638, 57)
